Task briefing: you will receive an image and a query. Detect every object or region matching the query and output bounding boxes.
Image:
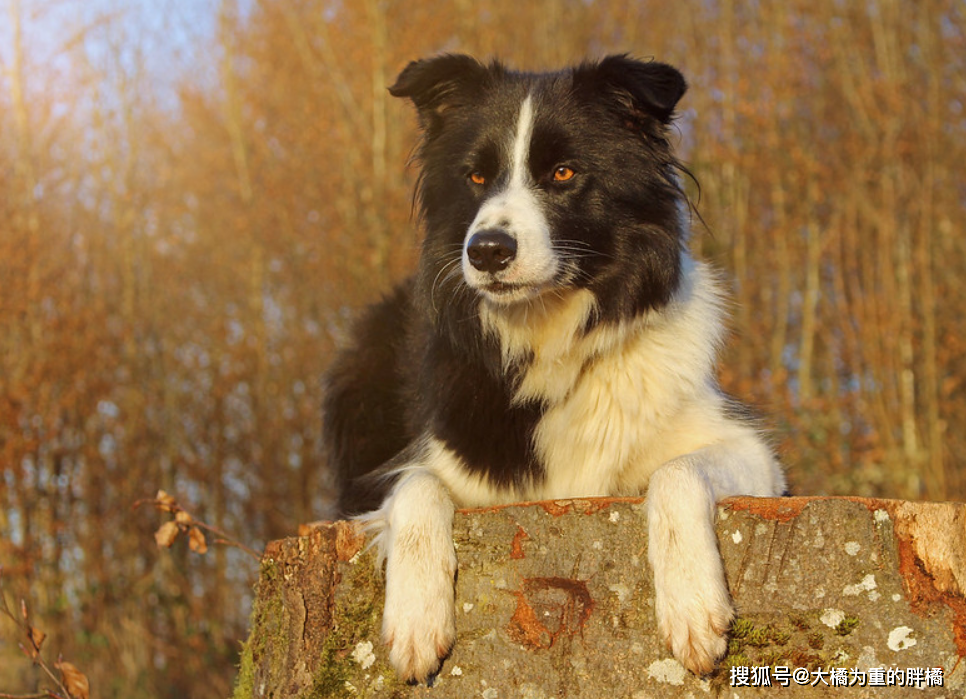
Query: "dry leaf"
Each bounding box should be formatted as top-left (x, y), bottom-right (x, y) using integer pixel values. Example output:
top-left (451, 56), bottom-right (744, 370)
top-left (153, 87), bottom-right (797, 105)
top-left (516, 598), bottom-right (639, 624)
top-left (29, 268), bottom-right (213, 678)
top-left (154, 521), bottom-right (180, 548)
top-left (25, 625), bottom-right (46, 658)
top-left (55, 660), bottom-right (90, 699)
top-left (175, 510), bottom-right (194, 526)
top-left (156, 490), bottom-right (177, 512)
top-left (187, 527), bottom-right (208, 554)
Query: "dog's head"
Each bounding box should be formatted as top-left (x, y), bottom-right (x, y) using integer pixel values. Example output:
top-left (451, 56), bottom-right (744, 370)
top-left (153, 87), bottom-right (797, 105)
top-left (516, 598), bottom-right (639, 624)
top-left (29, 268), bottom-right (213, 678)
top-left (391, 54), bottom-right (689, 327)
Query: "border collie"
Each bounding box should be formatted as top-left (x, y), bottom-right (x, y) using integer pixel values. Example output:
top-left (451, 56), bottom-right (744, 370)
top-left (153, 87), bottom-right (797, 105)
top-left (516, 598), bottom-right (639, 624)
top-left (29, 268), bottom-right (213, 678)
top-left (323, 54), bottom-right (785, 683)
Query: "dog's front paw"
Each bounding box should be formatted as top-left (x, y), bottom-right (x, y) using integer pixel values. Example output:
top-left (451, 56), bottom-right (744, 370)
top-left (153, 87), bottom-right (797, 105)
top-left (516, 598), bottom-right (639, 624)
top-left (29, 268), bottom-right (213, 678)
top-left (654, 580), bottom-right (733, 676)
top-left (647, 458), bottom-right (738, 675)
top-left (382, 549), bottom-right (457, 683)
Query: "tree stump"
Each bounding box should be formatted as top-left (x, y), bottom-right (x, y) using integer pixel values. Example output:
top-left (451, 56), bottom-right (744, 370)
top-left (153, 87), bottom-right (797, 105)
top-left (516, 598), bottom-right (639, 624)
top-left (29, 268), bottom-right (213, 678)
top-left (230, 497), bottom-right (966, 698)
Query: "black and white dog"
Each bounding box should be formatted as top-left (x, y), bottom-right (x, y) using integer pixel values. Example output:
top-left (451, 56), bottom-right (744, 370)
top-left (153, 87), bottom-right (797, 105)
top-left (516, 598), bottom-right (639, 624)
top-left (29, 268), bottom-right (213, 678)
top-left (324, 54), bottom-right (785, 683)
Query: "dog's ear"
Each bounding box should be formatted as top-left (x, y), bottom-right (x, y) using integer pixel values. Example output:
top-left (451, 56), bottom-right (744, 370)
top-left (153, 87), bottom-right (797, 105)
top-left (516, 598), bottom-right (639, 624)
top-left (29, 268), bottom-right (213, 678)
top-left (389, 54), bottom-right (491, 130)
top-left (574, 55), bottom-right (687, 125)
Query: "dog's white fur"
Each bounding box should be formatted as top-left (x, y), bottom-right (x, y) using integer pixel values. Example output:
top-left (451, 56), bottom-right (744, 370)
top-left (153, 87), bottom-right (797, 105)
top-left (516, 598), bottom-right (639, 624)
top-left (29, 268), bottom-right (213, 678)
top-left (363, 252), bottom-right (785, 680)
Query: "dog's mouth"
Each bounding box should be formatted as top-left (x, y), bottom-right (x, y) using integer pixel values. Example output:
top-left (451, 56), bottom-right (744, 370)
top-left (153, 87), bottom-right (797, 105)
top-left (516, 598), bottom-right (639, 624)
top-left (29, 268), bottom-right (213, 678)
top-left (478, 281), bottom-right (531, 305)
top-left (477, 278), bottom-right (565, 306)
top-left (482, 281), bottom-right (521, 295)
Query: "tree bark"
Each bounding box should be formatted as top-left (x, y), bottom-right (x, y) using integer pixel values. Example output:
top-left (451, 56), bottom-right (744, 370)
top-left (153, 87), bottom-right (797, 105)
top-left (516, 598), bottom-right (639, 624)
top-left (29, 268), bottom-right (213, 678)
top-left (231, 497), bottom-right (966, 698)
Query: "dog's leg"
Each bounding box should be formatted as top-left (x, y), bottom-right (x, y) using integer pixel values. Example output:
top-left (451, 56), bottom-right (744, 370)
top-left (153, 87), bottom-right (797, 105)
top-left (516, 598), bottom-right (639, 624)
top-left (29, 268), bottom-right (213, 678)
top-left (372, 467), bottom-right (457, 684)
top-left (646, 437), bottom-right (781, 675)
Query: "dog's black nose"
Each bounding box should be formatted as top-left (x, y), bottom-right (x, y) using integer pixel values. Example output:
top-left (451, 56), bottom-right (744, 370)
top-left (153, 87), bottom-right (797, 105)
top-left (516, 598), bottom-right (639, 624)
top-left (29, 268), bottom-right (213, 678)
top-left (466, 230), bottom-right (517, 273)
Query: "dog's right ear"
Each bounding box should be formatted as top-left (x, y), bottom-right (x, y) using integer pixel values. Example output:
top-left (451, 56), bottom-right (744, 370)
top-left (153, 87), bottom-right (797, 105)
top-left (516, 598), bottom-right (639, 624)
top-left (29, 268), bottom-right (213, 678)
top-left (389, 54), bottom-right (490, 130)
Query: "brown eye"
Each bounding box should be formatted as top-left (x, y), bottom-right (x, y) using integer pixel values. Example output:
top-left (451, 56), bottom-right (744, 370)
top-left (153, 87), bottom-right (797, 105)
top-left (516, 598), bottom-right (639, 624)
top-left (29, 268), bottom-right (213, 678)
top-left (553, 166), bottom-right (575, 182)
top-left (469, 172), bottom-right (486, 185)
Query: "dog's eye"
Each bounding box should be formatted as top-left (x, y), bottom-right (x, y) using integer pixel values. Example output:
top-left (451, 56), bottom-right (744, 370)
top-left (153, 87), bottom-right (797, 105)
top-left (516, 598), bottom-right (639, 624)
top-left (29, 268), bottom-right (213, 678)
top-left (553, 166), bottom-right (576, 182)
top-left (469, 172), bottom-right (486, 186)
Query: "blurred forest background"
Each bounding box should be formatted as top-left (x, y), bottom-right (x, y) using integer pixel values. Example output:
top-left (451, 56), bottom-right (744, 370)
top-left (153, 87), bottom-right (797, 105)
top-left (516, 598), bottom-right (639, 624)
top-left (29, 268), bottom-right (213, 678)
top-left (1, 0), bottom-right (964, 696)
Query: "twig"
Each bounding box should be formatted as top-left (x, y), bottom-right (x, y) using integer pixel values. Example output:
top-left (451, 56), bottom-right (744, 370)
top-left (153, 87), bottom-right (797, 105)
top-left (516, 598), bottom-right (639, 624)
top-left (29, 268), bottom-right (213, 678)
top-left (191, 521), bottom-right (262, 561)
top-left (133, 492), bottom-right (262, 562)
top-left (0, 572), bottom-right (71, 699)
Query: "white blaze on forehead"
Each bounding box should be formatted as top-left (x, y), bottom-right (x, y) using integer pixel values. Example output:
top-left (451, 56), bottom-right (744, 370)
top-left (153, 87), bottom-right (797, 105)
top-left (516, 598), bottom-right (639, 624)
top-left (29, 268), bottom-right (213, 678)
top-left (509, 94), bottom-right (535, 186)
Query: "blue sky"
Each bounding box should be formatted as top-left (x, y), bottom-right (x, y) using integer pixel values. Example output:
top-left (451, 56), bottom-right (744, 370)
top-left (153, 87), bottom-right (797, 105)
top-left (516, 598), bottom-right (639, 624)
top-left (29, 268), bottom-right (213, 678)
top-left (0, 1), bottom-right (238, 103)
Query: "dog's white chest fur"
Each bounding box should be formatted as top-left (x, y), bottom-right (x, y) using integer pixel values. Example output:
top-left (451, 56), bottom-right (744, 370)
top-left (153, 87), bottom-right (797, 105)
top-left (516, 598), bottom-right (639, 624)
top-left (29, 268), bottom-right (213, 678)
top-left (478, 258), bottom-right (730, 500)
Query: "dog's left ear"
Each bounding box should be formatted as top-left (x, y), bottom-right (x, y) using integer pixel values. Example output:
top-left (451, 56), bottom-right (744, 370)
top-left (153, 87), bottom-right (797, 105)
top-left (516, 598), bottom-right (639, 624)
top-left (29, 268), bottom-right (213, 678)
top-left (575, 55), bottom-right (687, 125)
